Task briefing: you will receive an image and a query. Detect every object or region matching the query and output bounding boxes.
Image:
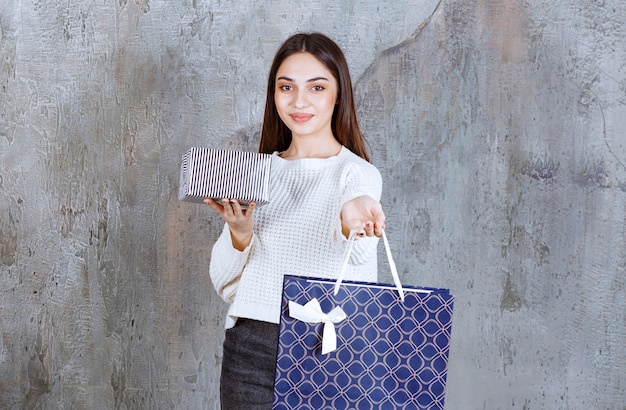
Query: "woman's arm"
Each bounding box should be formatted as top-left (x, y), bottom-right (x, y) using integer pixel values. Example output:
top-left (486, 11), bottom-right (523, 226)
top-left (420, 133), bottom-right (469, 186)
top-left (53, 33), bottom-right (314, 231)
top-left (208, 223), bottom-right (253, 302)
top-left (205, 198), bottom-right (256, 302)
top-left (339, 159), bottom-right (385, 266)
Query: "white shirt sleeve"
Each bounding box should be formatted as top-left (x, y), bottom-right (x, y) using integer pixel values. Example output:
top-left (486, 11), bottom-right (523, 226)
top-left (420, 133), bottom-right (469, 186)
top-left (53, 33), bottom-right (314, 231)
top-left (209, 223), bottom-right (253, 302)
top-left (339, 159), bottom-right (384, 266)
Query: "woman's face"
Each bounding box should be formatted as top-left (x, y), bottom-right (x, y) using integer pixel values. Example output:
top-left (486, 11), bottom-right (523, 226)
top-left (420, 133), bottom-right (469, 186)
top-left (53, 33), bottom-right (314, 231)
top-left (274, 52), bottom-right (338, 141)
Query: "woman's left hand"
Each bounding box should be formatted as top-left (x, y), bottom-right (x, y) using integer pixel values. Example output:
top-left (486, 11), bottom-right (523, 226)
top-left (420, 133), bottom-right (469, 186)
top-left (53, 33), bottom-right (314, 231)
top-left (340, 195), bottom-right (385, 239)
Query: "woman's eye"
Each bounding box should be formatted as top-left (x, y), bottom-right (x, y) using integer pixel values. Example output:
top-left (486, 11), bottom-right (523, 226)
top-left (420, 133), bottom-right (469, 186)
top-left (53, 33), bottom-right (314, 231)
top-left (311, 85), bottom-right (324, 91)
top-left (279, 84), bottom-right (292, 91)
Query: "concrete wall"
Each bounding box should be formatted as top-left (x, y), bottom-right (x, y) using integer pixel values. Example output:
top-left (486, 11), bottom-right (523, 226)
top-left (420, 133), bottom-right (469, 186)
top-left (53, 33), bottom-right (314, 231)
top-left (1, 0), bottom-right (624, 409)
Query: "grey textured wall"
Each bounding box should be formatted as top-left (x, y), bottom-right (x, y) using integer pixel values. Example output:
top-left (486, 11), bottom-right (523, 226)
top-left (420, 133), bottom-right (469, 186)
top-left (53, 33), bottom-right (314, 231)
top-left (1, 0), bottom-right (625, 409)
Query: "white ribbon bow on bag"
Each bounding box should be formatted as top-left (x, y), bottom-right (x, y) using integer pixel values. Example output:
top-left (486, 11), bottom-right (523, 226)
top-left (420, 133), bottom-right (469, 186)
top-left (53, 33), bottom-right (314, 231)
top-left (288, 299), bottom-right (347, 354)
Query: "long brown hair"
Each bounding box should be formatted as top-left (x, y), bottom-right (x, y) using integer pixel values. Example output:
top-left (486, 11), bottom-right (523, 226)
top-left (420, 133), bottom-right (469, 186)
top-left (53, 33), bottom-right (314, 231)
top-left (258, 32), bottom-right (370, 162)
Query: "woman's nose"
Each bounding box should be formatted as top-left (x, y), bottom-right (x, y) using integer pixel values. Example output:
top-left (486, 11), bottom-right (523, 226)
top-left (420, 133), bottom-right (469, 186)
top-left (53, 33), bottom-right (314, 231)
top-left (294, 89), bottom-right (309, 109)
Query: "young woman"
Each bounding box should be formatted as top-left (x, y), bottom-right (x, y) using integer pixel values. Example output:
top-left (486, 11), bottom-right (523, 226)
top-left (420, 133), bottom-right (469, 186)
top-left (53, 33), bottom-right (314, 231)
top-left (204, 32), bottom-right (385, 409)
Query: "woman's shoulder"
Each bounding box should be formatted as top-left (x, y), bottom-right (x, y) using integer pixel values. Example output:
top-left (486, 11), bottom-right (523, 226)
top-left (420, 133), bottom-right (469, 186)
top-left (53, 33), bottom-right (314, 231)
top-left (338, 147), bottom-right (382, 191)
top-left (338, 147), bottom-right (383, 198)
top-left (339, 147), bottom-right (380, 173)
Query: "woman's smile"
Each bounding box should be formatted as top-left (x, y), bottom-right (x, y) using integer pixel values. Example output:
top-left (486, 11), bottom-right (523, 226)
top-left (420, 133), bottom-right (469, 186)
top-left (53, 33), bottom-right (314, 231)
top-left (290, 113), bottom-right (314, 123)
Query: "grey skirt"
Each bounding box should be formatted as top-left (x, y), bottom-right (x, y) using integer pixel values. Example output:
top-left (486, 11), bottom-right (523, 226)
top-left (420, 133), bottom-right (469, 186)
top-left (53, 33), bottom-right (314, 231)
top-left (220, 318), bottom-right (279, 410)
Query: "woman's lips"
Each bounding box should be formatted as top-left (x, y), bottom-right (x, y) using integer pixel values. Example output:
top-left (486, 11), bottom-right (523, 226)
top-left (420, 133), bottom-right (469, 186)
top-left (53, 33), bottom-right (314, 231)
top-left (290, 113), bottom-right (313, 123)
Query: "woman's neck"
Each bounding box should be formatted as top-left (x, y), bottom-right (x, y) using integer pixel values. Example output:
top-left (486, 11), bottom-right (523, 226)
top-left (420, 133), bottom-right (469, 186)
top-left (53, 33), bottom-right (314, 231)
top-left (280, 137), bottom-right (342, 160)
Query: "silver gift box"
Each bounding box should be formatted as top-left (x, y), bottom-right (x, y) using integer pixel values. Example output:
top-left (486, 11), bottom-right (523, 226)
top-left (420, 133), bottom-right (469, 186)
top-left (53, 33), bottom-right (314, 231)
top-left (178, 148), bottom-right (272, 206)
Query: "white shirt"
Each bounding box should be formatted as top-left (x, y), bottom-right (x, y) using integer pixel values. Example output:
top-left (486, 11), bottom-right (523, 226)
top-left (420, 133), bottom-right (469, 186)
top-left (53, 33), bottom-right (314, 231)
top-left (209, 146), bottom-right (383, 328)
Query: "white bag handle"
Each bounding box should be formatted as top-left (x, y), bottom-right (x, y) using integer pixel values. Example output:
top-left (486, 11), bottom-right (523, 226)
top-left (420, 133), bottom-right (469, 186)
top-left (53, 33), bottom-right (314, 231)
top-left (334, 230), bottom-right (405, 301)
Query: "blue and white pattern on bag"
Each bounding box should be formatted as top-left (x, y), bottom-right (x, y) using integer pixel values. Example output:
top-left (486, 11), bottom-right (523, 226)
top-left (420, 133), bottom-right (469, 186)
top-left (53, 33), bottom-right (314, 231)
top-left (273, 275), bottom-right (454, 410)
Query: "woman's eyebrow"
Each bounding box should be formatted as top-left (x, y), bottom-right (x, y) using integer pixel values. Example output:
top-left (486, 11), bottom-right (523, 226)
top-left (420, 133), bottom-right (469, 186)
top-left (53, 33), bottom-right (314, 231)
top-left (306, 76), bottom-right (329, 82)
top-left (276, 76), bottom-right (330, 82)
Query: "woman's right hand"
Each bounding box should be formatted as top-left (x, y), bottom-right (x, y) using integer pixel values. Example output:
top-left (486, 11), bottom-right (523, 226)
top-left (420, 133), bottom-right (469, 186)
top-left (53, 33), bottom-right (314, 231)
top-left (204, 198), bottom-right (256, 251)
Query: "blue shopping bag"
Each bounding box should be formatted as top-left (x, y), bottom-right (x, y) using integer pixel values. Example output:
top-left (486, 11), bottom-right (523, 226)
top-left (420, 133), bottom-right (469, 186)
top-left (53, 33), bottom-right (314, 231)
top-left (273, 232), bottom-right (454, 410)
